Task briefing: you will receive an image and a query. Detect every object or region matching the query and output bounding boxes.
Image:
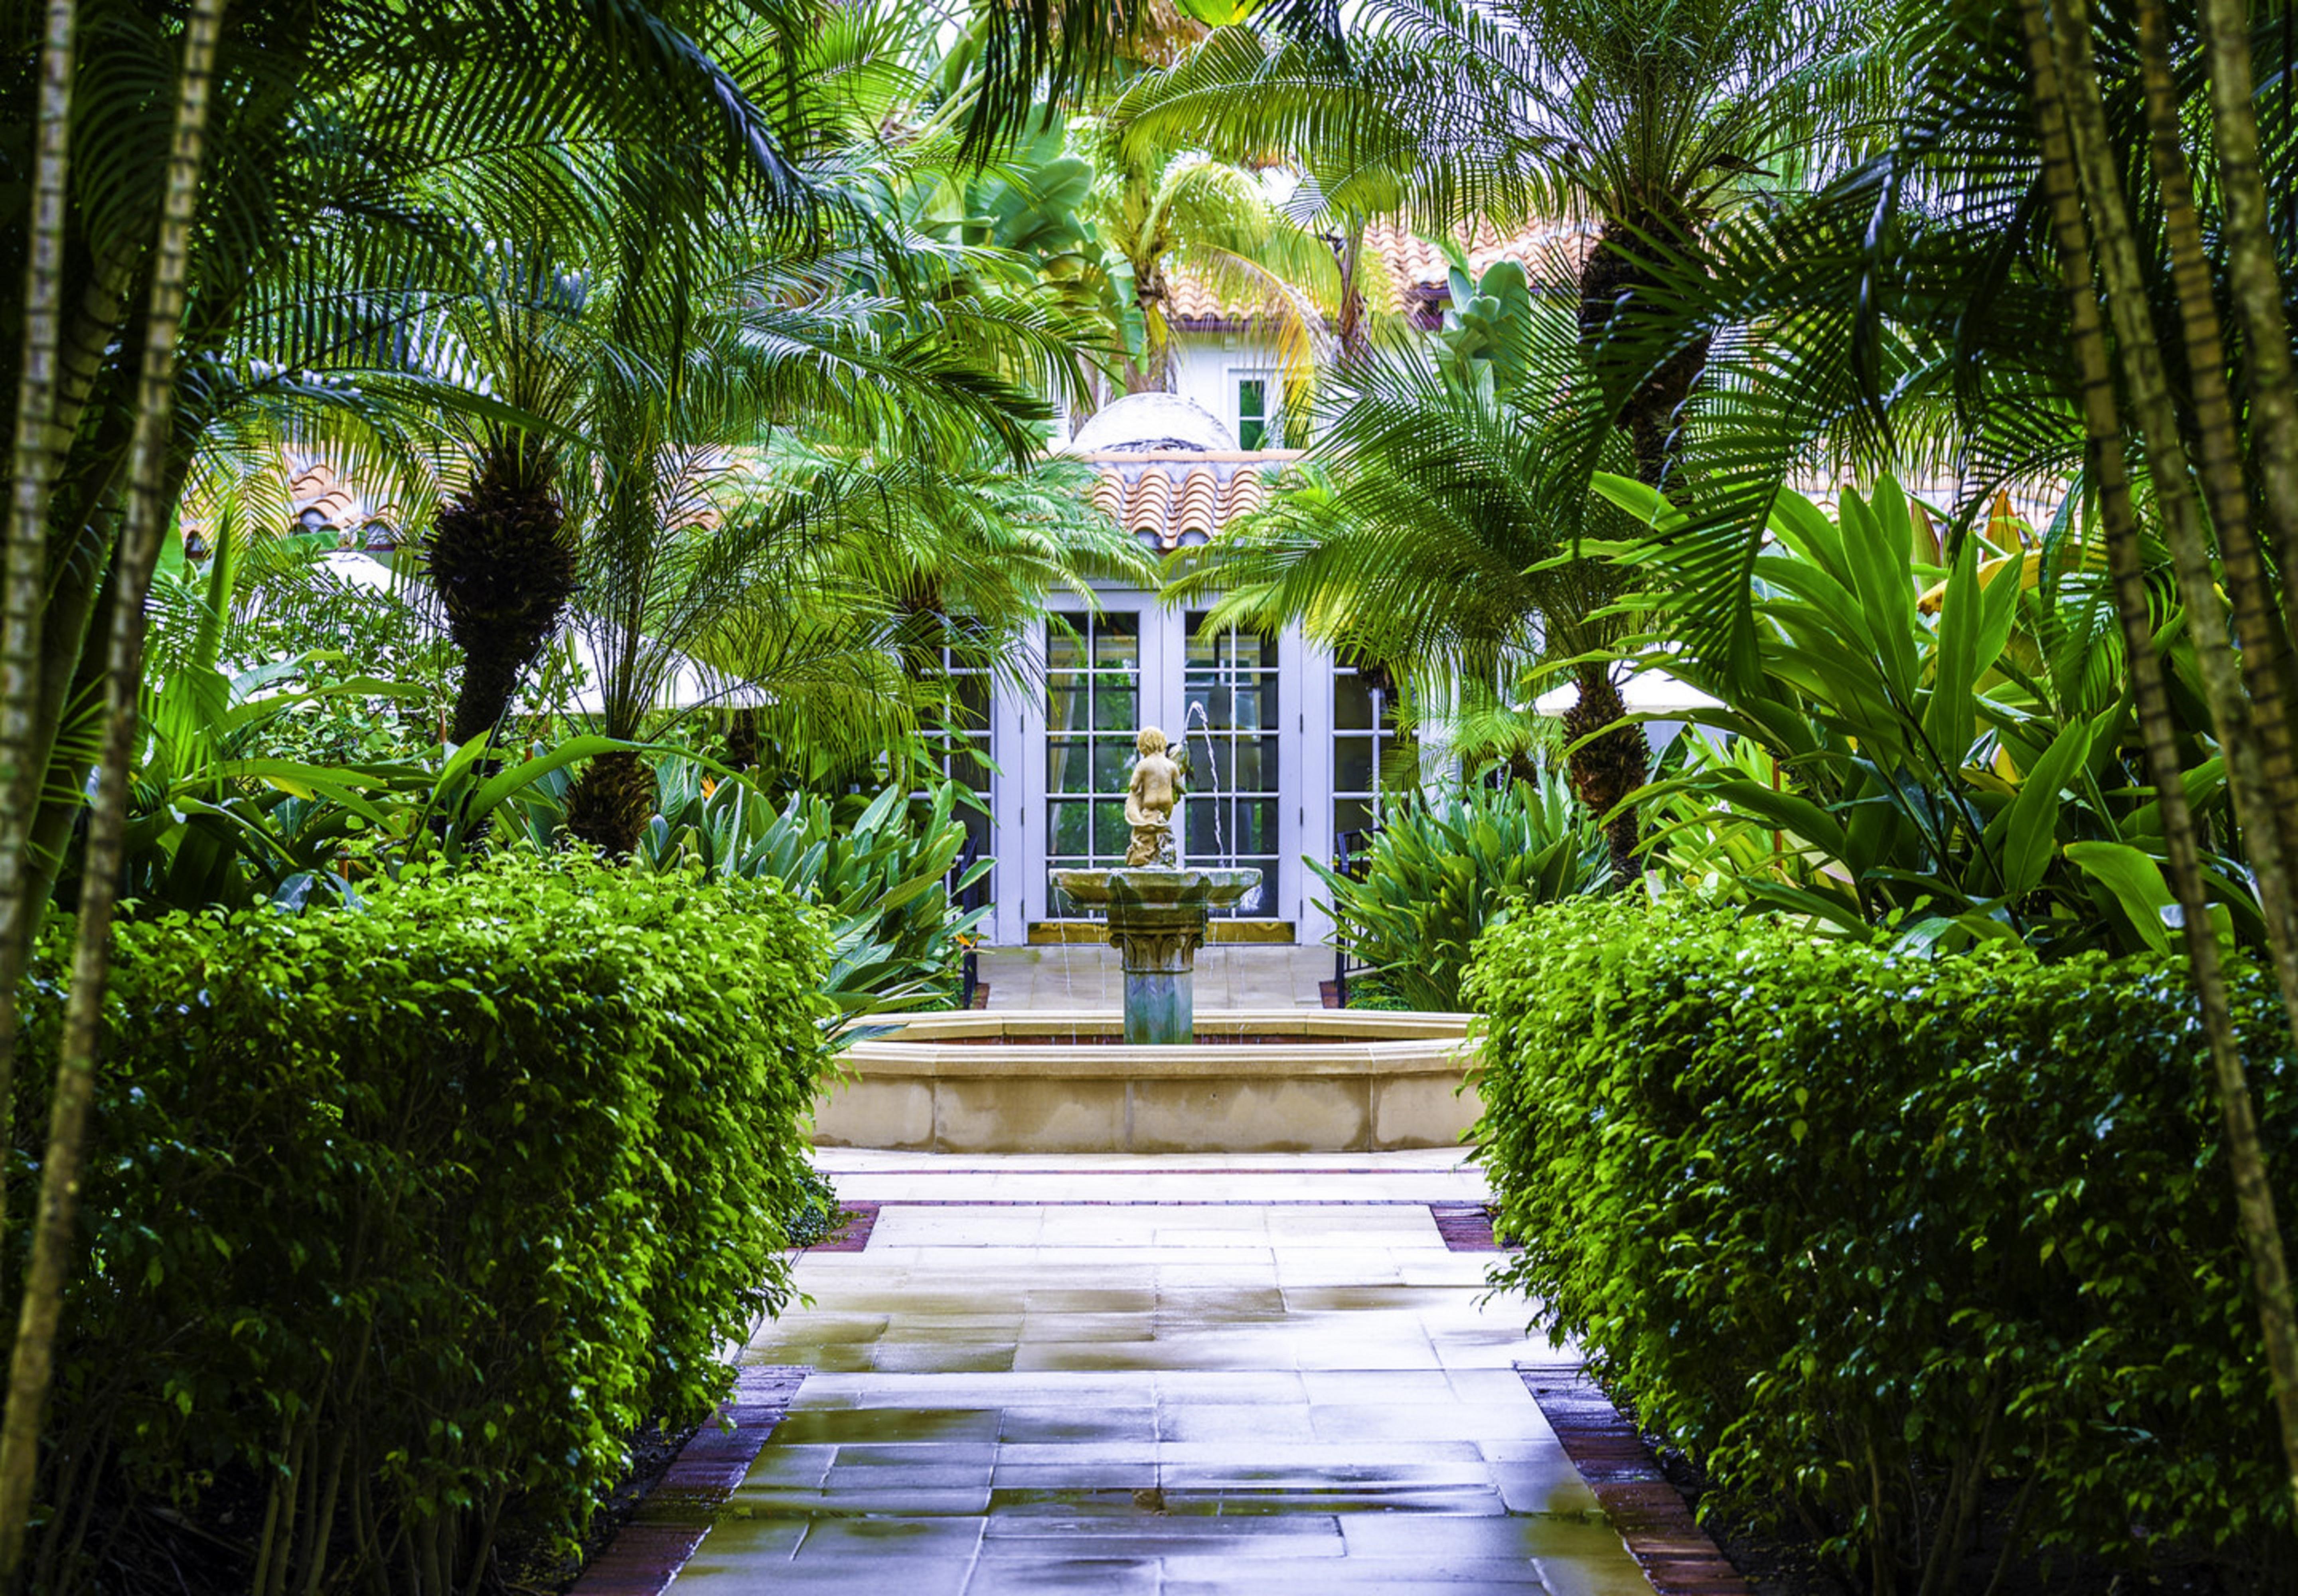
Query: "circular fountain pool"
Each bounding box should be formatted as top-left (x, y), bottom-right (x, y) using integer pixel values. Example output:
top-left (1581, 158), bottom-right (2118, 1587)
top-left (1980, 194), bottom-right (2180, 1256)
top-left (811, 1008), bottom-right (1480, 1154)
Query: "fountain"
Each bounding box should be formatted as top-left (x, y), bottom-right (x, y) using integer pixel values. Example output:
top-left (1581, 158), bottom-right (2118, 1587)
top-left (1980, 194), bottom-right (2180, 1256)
top-left (811, 724), bottom-right (1480, 1154)
top-left (1048, 726), bottom-right (1258, 1044)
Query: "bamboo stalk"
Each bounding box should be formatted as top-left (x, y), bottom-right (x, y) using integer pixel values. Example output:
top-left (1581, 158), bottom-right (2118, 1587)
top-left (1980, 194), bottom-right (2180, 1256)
top-left (0, 0), bottom-right (80, 1253)
top-left (2130, 0), bottom-right (2298, 1035)
top-left (2187, 0), bottom-right (2298, 627)
top-left (2020, 0), bottom-right (2298, 1522)
top-left (2047, 0), bottom-right (2297, 989)
top-left (0, 2), bottom-right (230, 1581)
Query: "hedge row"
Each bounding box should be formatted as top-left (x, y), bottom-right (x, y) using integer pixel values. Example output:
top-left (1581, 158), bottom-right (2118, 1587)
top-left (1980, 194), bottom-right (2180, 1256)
top-left (6, 854), bottom-right (831, 1596)
top-left (1468, 895), bottom-right (2298, 1594)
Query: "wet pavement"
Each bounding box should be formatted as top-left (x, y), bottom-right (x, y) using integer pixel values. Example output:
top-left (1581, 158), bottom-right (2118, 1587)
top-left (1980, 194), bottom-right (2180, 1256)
top-left (667, 1151), bottom-right (1656, 1594)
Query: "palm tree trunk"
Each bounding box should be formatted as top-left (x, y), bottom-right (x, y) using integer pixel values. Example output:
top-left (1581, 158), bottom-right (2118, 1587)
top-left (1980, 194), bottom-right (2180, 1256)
top-left (0, 0), bottom-right (79, 1249)
top-left (0, 2), bottom-right (228, 1581)
top-left (2020, 0), bottom-right (2298, 1521)
top-left (2188, 0), bottom-right (2298, 632)
top-left (1560, 666), bottom-right (1646, 883)
top-left (1337, 221), bottom-right (1367, 363)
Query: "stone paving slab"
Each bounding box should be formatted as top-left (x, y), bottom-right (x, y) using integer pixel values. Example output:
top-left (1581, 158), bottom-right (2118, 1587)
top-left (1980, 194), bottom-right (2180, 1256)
top-left (663, 1153), bottom-right (1656, 1596)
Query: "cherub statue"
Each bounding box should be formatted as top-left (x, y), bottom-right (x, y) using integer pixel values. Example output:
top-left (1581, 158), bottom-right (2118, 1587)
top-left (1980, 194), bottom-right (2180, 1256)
top-left (1124, 726), bottom-right (1184, 867)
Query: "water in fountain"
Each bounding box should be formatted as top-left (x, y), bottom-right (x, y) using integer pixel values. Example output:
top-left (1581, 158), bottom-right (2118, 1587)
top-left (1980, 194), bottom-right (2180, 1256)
top-left (1184, 699), bottom-right (1262, 915)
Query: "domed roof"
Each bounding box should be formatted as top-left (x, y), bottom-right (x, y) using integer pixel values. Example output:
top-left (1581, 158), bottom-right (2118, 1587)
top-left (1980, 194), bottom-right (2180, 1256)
top-left (1066, 392), bottom-right (1238, 453)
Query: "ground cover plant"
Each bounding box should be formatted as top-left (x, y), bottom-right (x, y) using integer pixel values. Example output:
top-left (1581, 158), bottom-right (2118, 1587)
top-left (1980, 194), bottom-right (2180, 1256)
top-left (1471, 894), bottom-right (2298, 1594)
top-left (3, 853), bottom-right (829, 1595)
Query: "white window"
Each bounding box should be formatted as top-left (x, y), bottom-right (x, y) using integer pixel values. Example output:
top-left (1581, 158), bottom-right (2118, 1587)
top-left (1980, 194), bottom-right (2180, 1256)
top-left (1045, 610), bottom-right (1143, 873)
top-left (1333, 654), bottom-right (1411, 853)
top-left (1234, 372), bottom-right (1308, 450)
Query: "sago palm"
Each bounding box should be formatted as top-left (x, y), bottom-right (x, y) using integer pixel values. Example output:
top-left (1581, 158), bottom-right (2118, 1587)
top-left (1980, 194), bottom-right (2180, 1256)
top-left (1170, 266), bottom-right (1652, 875)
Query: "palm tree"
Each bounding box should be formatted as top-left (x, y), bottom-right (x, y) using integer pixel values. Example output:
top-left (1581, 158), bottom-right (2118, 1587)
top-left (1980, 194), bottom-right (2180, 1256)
top-left (1110, 0), bottom-right (1889, 482)
top-left (1113, 0), bottom-right (1885, 864)
top-left (1170, 255), bottom-right (1651, 875)
top-left (1079, 130), bottom-right (1345, 397)
top-left (0, 0), bottom-right (1146, 1572)
top-left (1483, 0), bottom-right (2298, 1510)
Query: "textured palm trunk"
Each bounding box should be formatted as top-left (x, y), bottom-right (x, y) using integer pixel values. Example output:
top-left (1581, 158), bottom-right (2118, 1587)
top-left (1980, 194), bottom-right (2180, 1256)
top-left (0, 0), bottom-right (79, 1244)
top-left (0, 0), bottom-right (227, 1580)
top-left (1124, 267), bottom-right (1173, 395)
top-left (1570, 218), bottom-right (1680, 877)
top-left (2020, 0), bottom-right (2298, 1518)
top-left (2189, 0), bottom-right (2298, 648)
top-left (426, 448), bottom-right (576, 747)
top-left (1337, 221), bottom-right (1367, 363)
top-left (1579, 215), bottom-right (1710, 488)
top-left (564, 749), bottom-right (657, 857)
top-left (1560, 667), bottom-right (1645, 883)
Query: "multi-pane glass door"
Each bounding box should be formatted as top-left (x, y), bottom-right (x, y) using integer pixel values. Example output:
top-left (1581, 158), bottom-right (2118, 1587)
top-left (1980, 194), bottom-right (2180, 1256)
top-left (1333, 656), bottom-right (1411, 847)
top-left (1045, 611), bottom-right (1141, 875)
top-left (1038, 608), bottom-right (1290, 921)
top-left (1182, 614), bottom-right (1276, 915)
top-left (925, 636), bottom-right (995, 903)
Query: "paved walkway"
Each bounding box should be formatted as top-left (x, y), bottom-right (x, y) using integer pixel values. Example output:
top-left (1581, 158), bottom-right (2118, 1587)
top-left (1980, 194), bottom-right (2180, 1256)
top-left (979, 946), bottom-right (1332, 1011)
top-left (669, 1151), bottom-right (1654, 1595)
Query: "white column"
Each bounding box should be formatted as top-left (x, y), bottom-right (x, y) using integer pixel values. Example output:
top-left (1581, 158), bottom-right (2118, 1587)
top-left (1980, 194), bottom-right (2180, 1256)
top-left (996, 618), bottom-right (1048, 945)
top-left (1294, 631), bottom-right (1336, 945)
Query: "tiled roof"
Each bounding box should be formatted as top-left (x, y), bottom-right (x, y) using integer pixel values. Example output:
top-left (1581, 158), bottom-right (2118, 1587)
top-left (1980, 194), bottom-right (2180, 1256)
top-left (180, 458), bottom-right (401, 557)
top-left (288, 460), bottom-right (401, 549)
top-left (1165, 217), bottom-right (1595, 330)
top-left (1080, 448), bottom-right (1304, 552)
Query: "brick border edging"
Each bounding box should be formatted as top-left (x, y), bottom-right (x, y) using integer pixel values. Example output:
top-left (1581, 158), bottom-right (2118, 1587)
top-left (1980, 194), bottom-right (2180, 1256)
top-left (1429, 1202), bottom-right (1516, 1251)
top-left (805, 1202), bottom-right (880, 1253)
top-left (1517, 1363), bottom-right (1755, 1596)
top-left (567, 1365), bottom-right (807, 1596)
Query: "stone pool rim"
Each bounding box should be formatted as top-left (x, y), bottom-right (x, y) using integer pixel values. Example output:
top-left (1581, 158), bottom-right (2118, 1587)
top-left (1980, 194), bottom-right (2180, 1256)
top-left (813, 1007), bottom-right (1481, 1153)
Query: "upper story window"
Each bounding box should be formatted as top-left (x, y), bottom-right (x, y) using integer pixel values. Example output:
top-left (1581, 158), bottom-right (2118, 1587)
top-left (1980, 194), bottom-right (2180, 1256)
top-left (1235, 373), bottom-right (1308, 450)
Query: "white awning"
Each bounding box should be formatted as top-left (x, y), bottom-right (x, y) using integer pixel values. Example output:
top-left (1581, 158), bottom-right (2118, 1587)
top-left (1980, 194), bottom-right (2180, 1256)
top-left (1532, 669), bottom-right (1721, 718)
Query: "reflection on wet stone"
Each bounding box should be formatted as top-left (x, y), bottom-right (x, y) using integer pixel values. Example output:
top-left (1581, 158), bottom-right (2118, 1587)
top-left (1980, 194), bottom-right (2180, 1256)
top-left (654, 1154), bottom-right (1659, 1596)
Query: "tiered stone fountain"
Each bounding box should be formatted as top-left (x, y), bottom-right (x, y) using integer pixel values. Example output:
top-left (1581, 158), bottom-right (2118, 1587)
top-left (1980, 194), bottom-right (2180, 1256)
top-left (1049, 725), bottom-right (1258, 1044)
top-left (1047, 866), bottom-right (1261, 1044)
top-left (813, 725), bottom-right (1478, 1153)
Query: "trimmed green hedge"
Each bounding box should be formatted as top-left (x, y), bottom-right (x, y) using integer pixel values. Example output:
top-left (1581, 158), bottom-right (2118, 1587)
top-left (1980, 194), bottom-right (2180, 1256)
top-left (1469, 895), bottom-right (2298, 1592)
top-left (8, 855), bottom-right (830, 1596)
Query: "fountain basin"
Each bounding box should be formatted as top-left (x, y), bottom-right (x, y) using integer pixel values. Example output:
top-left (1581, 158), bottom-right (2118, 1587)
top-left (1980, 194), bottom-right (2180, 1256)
top-left (1049, 866), bottom-right (1265, 912)
top-left (812, 1008), bottom-right (1480, 1154)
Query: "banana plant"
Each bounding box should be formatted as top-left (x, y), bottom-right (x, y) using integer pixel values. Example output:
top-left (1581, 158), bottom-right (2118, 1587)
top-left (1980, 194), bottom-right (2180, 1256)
top-left (1601, 473), bottom-right (2258, 956)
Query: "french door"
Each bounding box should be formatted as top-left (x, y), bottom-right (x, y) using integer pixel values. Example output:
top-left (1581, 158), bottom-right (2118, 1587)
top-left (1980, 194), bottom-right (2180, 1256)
top-left (1026, 604), bottom-right (1297, 925)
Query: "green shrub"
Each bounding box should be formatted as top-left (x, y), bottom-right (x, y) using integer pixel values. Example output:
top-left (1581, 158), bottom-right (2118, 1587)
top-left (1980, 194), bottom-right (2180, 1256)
top-left (1469, 895), bottom-right (2298, 1593)
top-left (781, 1161), bottom-right (844, 1249)
top-left (1314, 774), bottom-right (1606, 1011)
top-left (7, 853), bottom-right (830, 1596)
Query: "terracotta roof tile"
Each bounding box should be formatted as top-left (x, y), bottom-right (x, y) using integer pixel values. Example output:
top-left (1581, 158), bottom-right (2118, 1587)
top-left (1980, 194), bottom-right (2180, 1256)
top-left (1079, 448), bottom-right (1301, 551)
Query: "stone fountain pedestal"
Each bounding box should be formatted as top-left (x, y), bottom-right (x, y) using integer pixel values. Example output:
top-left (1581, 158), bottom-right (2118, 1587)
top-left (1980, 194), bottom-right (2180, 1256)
top-left (1050, 867), bottom-right (1263, 1043)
